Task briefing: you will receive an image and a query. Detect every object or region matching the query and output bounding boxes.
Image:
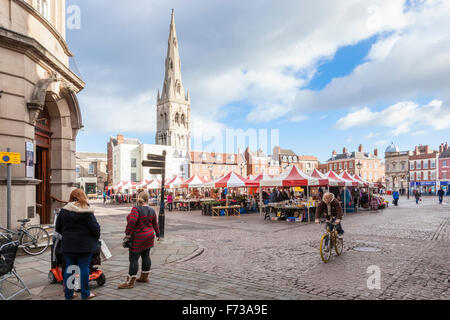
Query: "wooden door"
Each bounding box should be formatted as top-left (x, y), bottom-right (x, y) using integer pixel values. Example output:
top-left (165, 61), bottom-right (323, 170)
top-left (35, 109), bottom-right (52, 224)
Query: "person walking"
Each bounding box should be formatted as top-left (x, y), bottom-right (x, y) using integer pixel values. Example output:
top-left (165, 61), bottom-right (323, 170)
top-left (393, 189), bottom-right (399, 206)
top-left (167, 193), bottom-right (174, 212)
top-left (437, 187), bottom-right (444, 204)
top-left (118, 191), bottom-right (160, 289)
top-left (415, 190), bottom-right (421, 205)
top-left (55, 189), bottom-right (100, 300)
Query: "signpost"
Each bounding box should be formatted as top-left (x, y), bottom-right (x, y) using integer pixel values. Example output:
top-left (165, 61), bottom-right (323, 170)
top-left (1, 148), bottom-right (20, 229)
top-left (141, 151), bottom-right (167, 238)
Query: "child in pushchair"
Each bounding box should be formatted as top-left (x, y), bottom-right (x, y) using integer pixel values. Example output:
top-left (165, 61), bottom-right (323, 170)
top-left (48, 212), bottom-right (106, 288)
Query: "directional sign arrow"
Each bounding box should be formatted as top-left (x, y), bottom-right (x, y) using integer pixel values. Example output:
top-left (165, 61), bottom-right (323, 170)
top-left (141, 160), bottom-right (165, 168)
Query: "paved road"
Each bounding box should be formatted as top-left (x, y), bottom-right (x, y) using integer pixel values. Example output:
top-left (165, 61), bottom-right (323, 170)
top-left (5, 196), bottom-right (449, 300)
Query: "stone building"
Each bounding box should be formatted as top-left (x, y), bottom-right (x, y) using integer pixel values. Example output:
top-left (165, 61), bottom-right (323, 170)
top-left (0, 0), bottom-right (85, 226)
top-left (409, 144), bottom-right (439, 194)
top-left (108, 134), bottom-right (189, 188)
top-left (189, 151), bottom-right (246, 180)
top-left (244, 147), bottom-right (280, 177)
top-left (75, 152), bottom-right (107, 197)
top-left (326, 145), bottom-right (384, 183)
top-left (272, 146), bottom-right (318, 175)
top-left (384, 142), bottom-right (411, 192)
top-left (438, 142), bottom-right (449, 194)
top-left (155, 10), bottom-right (190, 151)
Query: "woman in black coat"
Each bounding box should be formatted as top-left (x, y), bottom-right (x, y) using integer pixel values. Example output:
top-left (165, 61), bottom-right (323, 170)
top-left (55, 189), bottom-right (101, 300)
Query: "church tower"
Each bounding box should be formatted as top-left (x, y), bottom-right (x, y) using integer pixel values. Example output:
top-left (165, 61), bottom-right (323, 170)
top-left (156, 9), bottom-right (191, 150)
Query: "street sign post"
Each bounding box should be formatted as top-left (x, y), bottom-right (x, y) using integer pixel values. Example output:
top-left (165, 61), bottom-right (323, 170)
top-left (141, 151), bottom-right (167, 238)
top-left (1, 149), bottom-right (20, 229)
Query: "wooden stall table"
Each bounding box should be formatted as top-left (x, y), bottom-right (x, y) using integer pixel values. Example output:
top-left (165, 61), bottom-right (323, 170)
top-left (211, 205), bottom-right (241, 216)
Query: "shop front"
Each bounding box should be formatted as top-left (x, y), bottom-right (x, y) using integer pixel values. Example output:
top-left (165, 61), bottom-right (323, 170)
top-left (410, 181), bottom-right (437, 195)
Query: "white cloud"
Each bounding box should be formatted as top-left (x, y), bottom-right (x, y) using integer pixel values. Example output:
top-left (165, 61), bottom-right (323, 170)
top-left (335, 99), bottom-right (450, 134)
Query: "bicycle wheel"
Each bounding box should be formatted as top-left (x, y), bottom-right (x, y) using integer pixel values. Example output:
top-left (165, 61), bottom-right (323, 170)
top-left (320, 233), bottom-right (331, 263)
top-left (21, 226), bottom-right (50, 255)
top-left (334, 233), bottom-right (344, 256)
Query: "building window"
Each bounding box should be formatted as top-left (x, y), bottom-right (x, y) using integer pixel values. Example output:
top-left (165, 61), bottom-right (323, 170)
top-left (423, 161), bottom-right (428, 169)
top-left (131, 158), bottom-right (137, 168)
top-left (201, 153), bottom-right (206, 161)
top-left (216, 154), bottom-right (222, 162)
top-left (293, 156), bottom-right (297, 162)
top-left (283, 156), bottom-right (287, 162)
top-left (131, 173), bottom-right (137, 182)
top-left (230, 155), bottom-right (235, 162)
top-left (37, 0), bottom-right (50, 20)
top-left (431, 160), bottom-right (436, 168)
top-left (417, 161), bottom-right (421, 169)
top-left (339, 163), bottom-right (342, 170)
top-left (410, 162), bottom-right (414, 170)
top-left (443, 160), bottom-right (447, 167)
top-left (344, 162), bottom-right (347, 170)
top-left (349, 162), bottom-right (353, 169)
top-left (76, 165), bottom-right (81, 178)
top-left (88, 163), bottom-right (95, 175)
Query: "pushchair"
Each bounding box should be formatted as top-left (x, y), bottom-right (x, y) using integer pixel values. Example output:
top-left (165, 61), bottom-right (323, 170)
top-left (0, 234), bottom-right (31, 300)
top-left (48, 210), bottom-right (106, 287)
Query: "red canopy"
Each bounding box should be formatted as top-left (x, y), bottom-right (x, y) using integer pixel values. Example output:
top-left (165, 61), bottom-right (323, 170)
top-left (252, 173), bottom-right (273, 182)
top-left (311, 169), bottom-right (345, 187)
top-left (339, 171), bottom-right (365, 186)
top-left (178, 174), bottom-right (209, 188)
top-left (211, 172), bottom-right (259, 188)
top-left (327, 171), bottom-right (359, 187)
top-left (260, 166), bottom-right (327, 187)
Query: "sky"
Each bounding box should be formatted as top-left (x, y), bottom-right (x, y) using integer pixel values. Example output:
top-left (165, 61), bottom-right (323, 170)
top-left (67, 0), bottom-right (450, 163)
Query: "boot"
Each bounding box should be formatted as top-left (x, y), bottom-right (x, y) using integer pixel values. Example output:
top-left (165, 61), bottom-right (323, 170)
top-left (136, 271), bottom-right (150, 283)
top-left (117, 275), bottom-right (137, 289)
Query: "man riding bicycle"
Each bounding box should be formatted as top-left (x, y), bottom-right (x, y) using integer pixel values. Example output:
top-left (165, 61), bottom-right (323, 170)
top-left (315, 192), bottom-right (344, 239)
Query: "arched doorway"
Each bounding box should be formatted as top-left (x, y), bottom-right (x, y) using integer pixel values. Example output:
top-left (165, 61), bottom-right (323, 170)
top-left (35, 107), bottom-right (52, 224)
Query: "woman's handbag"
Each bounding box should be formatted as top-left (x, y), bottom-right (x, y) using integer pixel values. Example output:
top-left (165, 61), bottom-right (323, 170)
top-left (122, 236), bottom-right (133, 249)
top-left (122, 206), bottom-right (144, 248)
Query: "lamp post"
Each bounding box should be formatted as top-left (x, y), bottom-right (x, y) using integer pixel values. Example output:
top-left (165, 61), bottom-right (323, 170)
top-left (356, 161), bottom-right (362, 176)
top-left (239, 161), bottom-right (247, 177)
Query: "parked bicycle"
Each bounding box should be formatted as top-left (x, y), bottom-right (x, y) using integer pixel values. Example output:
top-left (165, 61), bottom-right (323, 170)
top-left (319, 218), bottom-right (344, 263)
top-left (0, 219), bottom-right (50, 256)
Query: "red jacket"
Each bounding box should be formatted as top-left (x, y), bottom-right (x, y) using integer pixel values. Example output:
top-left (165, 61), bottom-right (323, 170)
top-left (125, 206), bottom-right (160, 252)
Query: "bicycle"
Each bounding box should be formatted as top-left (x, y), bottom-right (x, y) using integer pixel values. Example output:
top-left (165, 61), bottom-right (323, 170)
top-left (0, 219), bottom-right (50, 256)
top-left (319, 218), bottom-right (344, 263)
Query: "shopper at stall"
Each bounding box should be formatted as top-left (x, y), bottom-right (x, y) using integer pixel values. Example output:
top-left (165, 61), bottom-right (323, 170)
top-left (437, 187), bottom-right (444, 204)
top-left (167, 193), bottom-right (174, 212)
top-left (55, 189), bottom-right (100, 300)
top-left (118, 191), bottom-right (160, 289)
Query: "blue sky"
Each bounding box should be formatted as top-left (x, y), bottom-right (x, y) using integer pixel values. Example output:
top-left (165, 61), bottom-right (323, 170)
top-left (68, 0), bottom-right (450, 163)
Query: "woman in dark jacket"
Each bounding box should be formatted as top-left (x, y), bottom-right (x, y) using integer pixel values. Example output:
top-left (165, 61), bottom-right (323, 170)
top-left (55, 189), bottom-right (100, 300)
top-left (118, 191), bottom-right (160, 289)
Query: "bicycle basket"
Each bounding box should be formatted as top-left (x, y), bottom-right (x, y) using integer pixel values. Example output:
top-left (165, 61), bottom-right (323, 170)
top-left (0, 239), bottom-right (19, 276)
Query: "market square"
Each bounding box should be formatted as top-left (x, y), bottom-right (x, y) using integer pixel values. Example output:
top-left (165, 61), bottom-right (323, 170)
top-left (1, 0), bottom-right (450, 302)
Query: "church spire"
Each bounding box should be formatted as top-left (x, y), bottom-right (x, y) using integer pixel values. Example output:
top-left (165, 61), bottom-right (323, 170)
top-left (161, 9), bottom-right (187, 101)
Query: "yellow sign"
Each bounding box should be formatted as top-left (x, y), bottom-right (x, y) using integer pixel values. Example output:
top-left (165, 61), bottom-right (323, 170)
top-left (0, 152), bottom-right (21, 164)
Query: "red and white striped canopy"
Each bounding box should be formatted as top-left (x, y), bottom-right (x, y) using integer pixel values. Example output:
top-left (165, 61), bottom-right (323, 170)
top-left (208, 171), bottom-right (259, 188)
top-left (326, 171), bottom-right (359, 187)
top-left (112, 181), bottom-right (125, 191)
top-left (311, 169), bottom-right (345, 187)
top-left (252, 173), bottom-right (274, 182)
top-left (120, 181), bottom-right (136, 190)
top-left (165, 176), bottom-right (185, 189)
top-left (135, 180), bottom-right (151, 188)
top-left (352, 174), bottom-right (375, 187)
top-left (176, 174), bottom-right (209, 189)
top-left (146, 178), bottom-right (162, 190)
top-left (339, 171), bottom-right (365, 187)
top-left (260, 166), bottom-right (326, 187)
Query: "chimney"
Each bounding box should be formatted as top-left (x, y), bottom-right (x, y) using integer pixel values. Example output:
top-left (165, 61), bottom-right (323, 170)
top-left (374, 148), bottom-right (378, 157)
top-left (445, 142), bottom-right (448, 151)
top-left (117, 134), bottom-right (124, 144)
top-left (425, 145), bottom-right (430, 154)
top-left (358, 144), bottom-right (363, 152)
top-left (332, 150), bottom-right (337, 156)
top-left (415, 146), bottom-right (419, 155)
top-left (343, 147), bottom-right (348, 154)
top-left (439, 144), bottom-right (443, 153)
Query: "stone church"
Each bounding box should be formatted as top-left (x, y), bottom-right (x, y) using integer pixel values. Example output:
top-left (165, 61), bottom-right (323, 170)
top-left (156, 9), bottom-right (191, 151)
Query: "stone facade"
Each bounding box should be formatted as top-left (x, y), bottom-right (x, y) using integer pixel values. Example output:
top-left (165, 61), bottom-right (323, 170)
top-left (326, 145), bottom-right (384, 183)
top-left (156, 10), bottom-right (190, 151)
top-left (0, 0), bottom-right (84, 227)
top-left (76, 152), bottom-right (107, 196)
top-left (384, 143), bottom-right (411, 192)
top-left (273, 146), bottom-right (318, 175)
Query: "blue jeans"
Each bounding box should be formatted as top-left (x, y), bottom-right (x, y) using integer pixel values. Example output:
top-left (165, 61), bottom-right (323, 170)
top-left (439, 196), bottom-right (443, 204)
top-left (63, 253), bottom-right (92, 300)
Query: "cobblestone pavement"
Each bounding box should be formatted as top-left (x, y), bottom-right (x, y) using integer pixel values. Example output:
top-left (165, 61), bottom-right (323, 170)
top-left (4, 196), bottom-right (449, 300)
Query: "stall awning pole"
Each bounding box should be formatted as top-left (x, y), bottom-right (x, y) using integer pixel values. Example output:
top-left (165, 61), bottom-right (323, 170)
top-left (259, 186), bottom-right (263, 217)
